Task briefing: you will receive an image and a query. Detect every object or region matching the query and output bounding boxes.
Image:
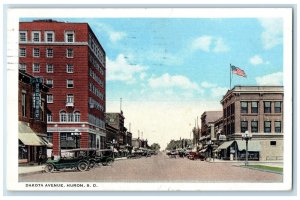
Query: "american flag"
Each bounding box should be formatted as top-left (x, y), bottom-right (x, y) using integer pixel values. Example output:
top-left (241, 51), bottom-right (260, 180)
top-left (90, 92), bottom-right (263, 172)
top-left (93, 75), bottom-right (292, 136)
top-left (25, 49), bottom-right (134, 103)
top-left (231, 65), bottom-right (247, 77)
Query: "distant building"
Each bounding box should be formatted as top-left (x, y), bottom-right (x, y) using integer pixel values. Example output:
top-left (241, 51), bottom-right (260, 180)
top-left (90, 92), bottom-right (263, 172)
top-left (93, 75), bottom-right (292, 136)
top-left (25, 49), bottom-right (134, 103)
top-left (18, 70), bottom-right (51, 164)
top-left (218, 86), bottom-right (283, 161)
top-left (105, 112), bottom-right (126, 146)
top-left (19, 20), bottom-right (106, 156)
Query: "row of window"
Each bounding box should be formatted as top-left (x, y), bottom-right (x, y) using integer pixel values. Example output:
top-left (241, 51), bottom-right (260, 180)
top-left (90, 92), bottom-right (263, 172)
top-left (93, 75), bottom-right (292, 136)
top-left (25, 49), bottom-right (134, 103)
top-left (19, 63), bottom-right (74, 73)
top-left (45, 79), bottom-right (73, 89)
top-left (47, 94), bottom-right (74, 104)
top-left (47, 111), bottom-right (81, 122)
top-left (89, 82), bottom-right (104, 100)
top-left (240, 120), bottom-right (282, 133)
top-left (19, 31), bottom-right (75, 43)
top-left (88, 34), bottom-right (105, 67)
top-left (19, 48), bottom-right (74, 58)
top-left (89, 55), bottom-right (105, 75)
top-left (89, 68), bottom-right (104, 87)
top-left (224, 103), bottom-right (235, 118)
top-left (21, 91), bottom-right (46, 121)
top-left (240, 101), bottom-right (282, 114)
top-left (89, 97), bottom-right (104, 111)
top-left (88, 113), bottom-right (105, 129)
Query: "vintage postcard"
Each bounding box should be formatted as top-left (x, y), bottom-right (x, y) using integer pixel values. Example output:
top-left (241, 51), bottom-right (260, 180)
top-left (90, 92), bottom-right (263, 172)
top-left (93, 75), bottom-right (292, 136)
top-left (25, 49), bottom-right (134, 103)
top-left (4, 5), bottom-right (293, 193)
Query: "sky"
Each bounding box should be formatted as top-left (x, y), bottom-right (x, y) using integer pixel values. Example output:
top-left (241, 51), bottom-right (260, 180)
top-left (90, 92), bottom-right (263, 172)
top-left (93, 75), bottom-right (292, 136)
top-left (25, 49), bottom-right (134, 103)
top-left (23, 17), bottom-right (283, 149)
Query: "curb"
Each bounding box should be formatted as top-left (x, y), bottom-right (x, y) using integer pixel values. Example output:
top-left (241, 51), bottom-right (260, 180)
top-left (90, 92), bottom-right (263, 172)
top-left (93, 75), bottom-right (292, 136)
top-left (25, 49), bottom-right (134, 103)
top-left (238, 165), bottom-right (283, 175)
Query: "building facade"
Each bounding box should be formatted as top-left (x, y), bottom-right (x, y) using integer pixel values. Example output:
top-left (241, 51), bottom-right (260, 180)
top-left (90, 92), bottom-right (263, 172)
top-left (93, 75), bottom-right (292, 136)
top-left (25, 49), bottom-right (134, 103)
top-left (19, 20), bottom-right (106, 156)
top-left (219, 86), bottom-right (283, 161)
top-left (19, 71), bottom-right (51, 164)
top-left (105, 112), bottom-right (126, 147)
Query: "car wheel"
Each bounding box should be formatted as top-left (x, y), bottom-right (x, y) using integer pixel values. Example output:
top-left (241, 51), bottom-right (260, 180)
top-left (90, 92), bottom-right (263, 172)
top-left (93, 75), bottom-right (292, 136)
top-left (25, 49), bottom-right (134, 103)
top-left (89, 161), bottom-right (96, 169)
top-left (44, 164), bottom-right (54, 173)
top-left (77, 162), bottom-right (88, 171)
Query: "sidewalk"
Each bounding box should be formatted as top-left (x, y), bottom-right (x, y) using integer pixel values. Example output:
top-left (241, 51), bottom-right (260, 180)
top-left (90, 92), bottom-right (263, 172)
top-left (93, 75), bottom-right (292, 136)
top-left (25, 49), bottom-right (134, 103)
top-left (208, 159), bottom-right (283, 167)
top-left (19, 157), bottom-right (128, 175)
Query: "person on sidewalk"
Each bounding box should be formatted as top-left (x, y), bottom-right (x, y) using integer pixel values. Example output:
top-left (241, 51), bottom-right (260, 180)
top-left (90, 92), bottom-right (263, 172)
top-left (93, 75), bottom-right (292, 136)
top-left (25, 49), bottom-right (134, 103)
top-left (38, 151), bottom-right (42, 165)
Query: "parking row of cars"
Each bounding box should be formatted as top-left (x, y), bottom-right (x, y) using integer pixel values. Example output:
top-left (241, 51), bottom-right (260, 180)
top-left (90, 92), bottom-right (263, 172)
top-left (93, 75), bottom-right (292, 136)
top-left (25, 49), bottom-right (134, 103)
top-left (166, 149), bottom-right (206, 161)
top-left (44, 148), bottom-right (114, 173)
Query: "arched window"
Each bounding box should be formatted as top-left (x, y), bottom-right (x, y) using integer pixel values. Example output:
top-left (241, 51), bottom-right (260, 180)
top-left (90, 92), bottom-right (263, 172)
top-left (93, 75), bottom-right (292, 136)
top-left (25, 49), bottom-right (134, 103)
top-left (60, 111), bottom-right (67, 122)
top-left (74, 111), bottom-right (80, 122)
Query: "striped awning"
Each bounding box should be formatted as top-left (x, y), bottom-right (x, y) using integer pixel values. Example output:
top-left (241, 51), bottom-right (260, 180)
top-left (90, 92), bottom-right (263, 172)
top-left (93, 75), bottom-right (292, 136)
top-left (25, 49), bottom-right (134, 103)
top-left (18, 121), bottom-right (48, 146)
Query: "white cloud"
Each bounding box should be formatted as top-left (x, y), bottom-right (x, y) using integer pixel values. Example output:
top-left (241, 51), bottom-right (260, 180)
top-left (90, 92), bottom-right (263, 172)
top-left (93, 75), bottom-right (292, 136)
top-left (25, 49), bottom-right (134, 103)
top-left (106, 54), bottom-right (146, 83)
top-left (258, 18), bottom-right (283, 49)
top-left (192, 36), bottom-right (212, 52)
top-left (148, 73), bottom-right (200, 91)
top-left (213, 37), bottom-right (230, 52)
top-left (201, 81), bottom-right (217, 88)
top-left (192, 36), bottom-right (229, 53)
top-left (249, 55), bottom-right (264, 65)
top-left (211, 87), bottom-right (229, 98)
top-left (256, 72), bottom-right (283, 86)
top-left (140, 72), bottom-right (147, 80)
top-left (93, 23), bottom-right (127, 43)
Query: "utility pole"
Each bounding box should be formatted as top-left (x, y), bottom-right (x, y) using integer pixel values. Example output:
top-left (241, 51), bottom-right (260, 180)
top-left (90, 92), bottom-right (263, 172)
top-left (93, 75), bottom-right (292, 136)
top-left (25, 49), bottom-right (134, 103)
top-left (120, 97), bottom-right (122, 112)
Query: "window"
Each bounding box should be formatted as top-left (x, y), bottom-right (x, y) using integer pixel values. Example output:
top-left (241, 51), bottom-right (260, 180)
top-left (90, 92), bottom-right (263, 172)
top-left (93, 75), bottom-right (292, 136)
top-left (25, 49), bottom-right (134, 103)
top-left (67, 113), bottom-right (73, 122)
top-left (45, 31), bottom-right (54, 42)
top-left (74, 112), bottom-right (80, 122)
top-left (22, 92), bottom-right (26, 117)
top-left (264, 101), bottom-right (271, 113)
top-left (67, 80), bottom-right (74, 88)
top-left (241, 121), bottom-right (248, 133)
top-left (66, 64), bottom-right (74, 73)
top-left (47, 133), bottom-right (53, 143)
top-left (32, 63), bottom-right (40, 72)
top-left (264, 121), bottom-right (271, 133)
top-left (47, 113), bottom-right (53, 122)
top-left (33, 48), bottom-right (40, 57)
top-left (19, 31), bottom-right (27, 42)
top-left (66, 48), bottom-right (74, 58)
top-left (46, 79), bottom-right (53, 88)
top-left (32, 31), bottom-right (41, 42)
top-left (60, 111), bottom-right (67, 122)
top-left (19, 63), bottom-right (26, 72)
top-left (251, 102), bottom-right (258, 113)
top-left (275, 101), bottom-right (282, 113)
top-left (275, 121), bottom-right (282, 133)
top-left (65, 31), bottom-right (75, 43)
top-left (46, 48), bottom-right (53, 57)
top-left (67, 94), bottom-right (74, 103)
top-left (270, 141), bottom-right (276, 146)
top-left (47, 94), bottom-right (53, 103)
top-left (19, 48), bottom-right (26, 57)
top-left (46, 64), bottom-right (54, 73)
top-left (241, 101), bottom-right (248, 113)
top-left (251, 121), bottom-right (258, 133)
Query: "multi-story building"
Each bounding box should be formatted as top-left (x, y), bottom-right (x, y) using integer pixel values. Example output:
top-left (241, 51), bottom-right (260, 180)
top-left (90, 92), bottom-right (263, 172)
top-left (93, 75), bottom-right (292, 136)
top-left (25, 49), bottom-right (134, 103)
top-left (105, 112), bottom-right (126, 147)
top-left (18, 70), bottom-right (51, 164)
top-left (19, 19), bottom-right (106, 156)
top-left (219, 86), bottom-right (283, 161)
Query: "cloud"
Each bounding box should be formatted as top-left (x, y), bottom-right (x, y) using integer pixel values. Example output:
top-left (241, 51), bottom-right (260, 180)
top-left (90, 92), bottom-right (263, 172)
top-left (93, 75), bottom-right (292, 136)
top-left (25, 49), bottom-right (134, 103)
top-left (93, 23), bottom-right (127, 43)
top-left (210, 87), bottom-right (228, 98)
top-left (201, 81), bottom-right (217, 88)
top-left (249, 55), bottom-right (264, 65)
top-left (192, 36), bottom-right (213, 52)
top-left (258, 18), bottom-right (283, 49)
top-left (255, 72), bottom-right (283, 86)
top-left (192, 36), bottom-right (229, 53)
top-left (106, 54), bottom-right (146, 83)
top-left (148, 73), bottom-right (200, 91)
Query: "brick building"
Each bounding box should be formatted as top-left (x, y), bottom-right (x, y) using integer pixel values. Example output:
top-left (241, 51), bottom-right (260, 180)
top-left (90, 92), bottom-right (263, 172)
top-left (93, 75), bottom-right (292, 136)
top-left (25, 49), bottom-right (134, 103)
top-left (18, 70), bottom-right (51, 164)
top-left (218, 86), bottom-right (283, 161)
top-left (19, 20), bottom-right (106, 156)
top-left (105, 112), bottom-right (126, 147)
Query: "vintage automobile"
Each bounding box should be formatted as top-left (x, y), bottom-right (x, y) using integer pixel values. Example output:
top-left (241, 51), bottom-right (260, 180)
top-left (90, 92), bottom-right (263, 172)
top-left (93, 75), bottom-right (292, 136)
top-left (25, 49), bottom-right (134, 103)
top-left (44, 149), bottom-right (93, 173)
top-left (187, 151), bottom-right (206, 161)
top-left (94, 149), bottom-right (114, 166)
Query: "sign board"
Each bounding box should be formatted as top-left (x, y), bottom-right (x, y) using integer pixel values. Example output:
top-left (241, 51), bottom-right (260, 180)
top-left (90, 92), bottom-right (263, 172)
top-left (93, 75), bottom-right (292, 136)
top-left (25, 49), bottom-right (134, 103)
top-left (31, 77), bottom-right (43, 120)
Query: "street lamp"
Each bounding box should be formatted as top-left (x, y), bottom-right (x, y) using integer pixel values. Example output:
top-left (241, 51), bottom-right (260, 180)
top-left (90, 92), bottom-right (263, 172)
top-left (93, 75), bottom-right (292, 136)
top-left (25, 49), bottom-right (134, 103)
top-left (241, 131), bottom-right (252, 166)
top-left (112, 139), bottom-right (116, 159)
top-left (207, 140), bottom-right (213, 160)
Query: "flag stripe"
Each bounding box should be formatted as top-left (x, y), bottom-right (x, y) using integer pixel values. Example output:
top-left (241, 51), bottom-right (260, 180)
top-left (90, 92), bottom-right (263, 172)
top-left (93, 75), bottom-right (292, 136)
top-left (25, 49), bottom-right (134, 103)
top-left (231, 65), bottom-right (246, 77)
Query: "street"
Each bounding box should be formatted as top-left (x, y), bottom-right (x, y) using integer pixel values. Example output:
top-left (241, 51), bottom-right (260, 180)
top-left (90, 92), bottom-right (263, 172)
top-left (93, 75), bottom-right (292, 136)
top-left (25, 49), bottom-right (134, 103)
top-left (19, 152), bottom-right (283, 183)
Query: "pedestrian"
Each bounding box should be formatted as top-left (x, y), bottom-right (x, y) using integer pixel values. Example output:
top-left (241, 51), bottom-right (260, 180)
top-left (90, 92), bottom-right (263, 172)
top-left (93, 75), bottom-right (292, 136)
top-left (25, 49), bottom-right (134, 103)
top-left (38, 151), bottom-right (42, 165)
top-left (51, 151), bottom-right (54, 160)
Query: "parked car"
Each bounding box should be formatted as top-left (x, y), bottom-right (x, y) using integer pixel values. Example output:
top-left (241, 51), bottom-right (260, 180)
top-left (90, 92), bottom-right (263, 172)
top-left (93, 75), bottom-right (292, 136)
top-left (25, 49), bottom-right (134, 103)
top-left (187, 152), bottom-right (206, 161)
top-left (44, 149), bottom-right (92, 173)
top-left (94, 149), bottom-right (114, 166)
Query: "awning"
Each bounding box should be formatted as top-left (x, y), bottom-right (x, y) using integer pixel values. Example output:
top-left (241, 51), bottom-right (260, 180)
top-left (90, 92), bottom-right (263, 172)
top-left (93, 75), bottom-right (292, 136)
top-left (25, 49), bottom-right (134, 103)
top-left (216, 141), bottom-right (235, 151)
top-left (40, 137), bottom-right (53, 148)
top-left (236, 140), bottom-right (261, 151)
top-left (18, 122), bottom-right (47, 146)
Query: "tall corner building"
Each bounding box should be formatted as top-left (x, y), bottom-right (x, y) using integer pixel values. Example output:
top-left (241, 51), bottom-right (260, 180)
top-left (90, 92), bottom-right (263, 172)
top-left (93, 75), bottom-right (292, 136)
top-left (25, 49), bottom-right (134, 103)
top-left (19, 19), bottom-right (106, 156)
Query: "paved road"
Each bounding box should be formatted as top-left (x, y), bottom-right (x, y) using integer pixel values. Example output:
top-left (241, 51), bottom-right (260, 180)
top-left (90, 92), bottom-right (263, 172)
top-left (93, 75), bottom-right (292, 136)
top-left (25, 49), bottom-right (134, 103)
top-left (19, 153), bottom-right (283, 183)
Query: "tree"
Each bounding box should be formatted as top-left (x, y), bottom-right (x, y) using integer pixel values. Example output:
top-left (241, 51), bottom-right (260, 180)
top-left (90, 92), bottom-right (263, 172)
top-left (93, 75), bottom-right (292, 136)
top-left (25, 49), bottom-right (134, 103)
top-left (150, 143), bottom-right (161, 151)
